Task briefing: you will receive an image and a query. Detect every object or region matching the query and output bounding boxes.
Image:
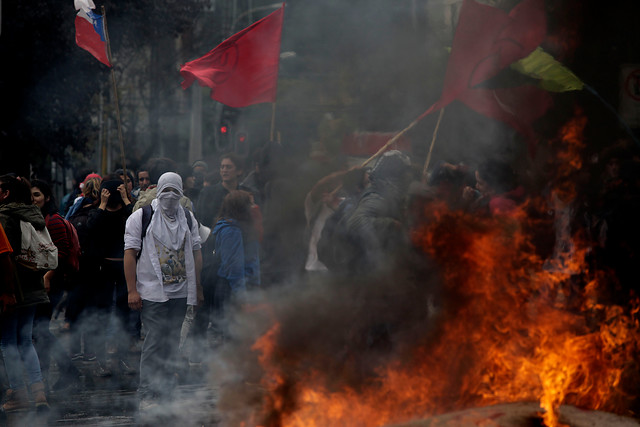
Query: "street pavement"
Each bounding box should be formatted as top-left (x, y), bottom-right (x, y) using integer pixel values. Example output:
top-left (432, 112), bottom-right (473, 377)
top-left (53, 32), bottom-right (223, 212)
top-left (0, 313), bottom-right (221, 427)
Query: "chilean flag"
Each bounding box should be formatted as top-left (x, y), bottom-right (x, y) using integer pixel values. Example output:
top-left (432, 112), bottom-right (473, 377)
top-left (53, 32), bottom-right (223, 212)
top-left (74, 0), bottom-right (111, 67)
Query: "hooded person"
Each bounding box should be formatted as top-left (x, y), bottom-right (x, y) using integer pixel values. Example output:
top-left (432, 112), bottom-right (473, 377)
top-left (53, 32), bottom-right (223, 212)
top-left (345, 150), bottom-right (413, 275)
top-left (124, 172), bottom-right (202, 411)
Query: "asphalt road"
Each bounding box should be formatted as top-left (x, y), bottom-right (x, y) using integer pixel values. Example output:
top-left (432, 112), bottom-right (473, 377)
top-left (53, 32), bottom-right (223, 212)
top-left (0, 311), bottom-right (221, 427)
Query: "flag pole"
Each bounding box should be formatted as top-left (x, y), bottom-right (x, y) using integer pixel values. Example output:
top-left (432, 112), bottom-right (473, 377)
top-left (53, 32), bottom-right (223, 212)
top-left (101, 6), bottom-right (128, 185)
top-left (584, 84), bottom-right (640, 149)
top-left (422, 108), bottom-right (445, 182)
top-left (270, 102), bottom-right (277, 142)
top-left (361, 119), bottom-right (420, 167)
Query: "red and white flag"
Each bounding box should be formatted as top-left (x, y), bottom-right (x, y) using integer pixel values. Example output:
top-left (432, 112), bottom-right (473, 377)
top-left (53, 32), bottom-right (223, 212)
top-left (74, 0), bottom-right (111, 67)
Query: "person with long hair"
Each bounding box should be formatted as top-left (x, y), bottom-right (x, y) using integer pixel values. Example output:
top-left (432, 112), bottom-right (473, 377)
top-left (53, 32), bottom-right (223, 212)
top-left (209, 190), bottom-right (260, 343)
top-left (0, 174), bottom-right (50, 412)
top-left (65, 175), bottom-right (102, 361)
top-left (30, 179), bottom-right (82, 391)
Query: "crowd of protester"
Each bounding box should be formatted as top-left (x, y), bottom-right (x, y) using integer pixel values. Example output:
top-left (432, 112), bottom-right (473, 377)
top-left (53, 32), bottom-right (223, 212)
top-left (0, 136), bottom-right (639, 415)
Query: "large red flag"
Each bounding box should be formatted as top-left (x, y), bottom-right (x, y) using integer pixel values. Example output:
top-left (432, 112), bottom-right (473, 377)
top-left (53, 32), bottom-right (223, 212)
top-left (180, 4), bottom-right (285, 108)
top-left (459, 85), bottom-right (553, 155)
top-left (419, 0), bottom-right (546, 120)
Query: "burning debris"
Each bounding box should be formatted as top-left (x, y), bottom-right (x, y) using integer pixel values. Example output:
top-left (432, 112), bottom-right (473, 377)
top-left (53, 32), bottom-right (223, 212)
top-left (208, 111), bottom-right (640, 427)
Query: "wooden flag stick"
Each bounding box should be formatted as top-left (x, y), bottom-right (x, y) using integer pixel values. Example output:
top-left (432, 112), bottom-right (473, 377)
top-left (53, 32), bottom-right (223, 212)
top-left (361, 118), bottom-right (421, 167)
top-left (422, 107), bottom-right (445, 182)
top-left (270, 102), bottom-right (277, 143)
top-left (102, 6), bottom-right (128, 185)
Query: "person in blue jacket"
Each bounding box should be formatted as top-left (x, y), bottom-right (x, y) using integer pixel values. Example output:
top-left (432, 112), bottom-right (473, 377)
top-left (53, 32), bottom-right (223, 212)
top-left (211, 190), bottom-right (260, 341)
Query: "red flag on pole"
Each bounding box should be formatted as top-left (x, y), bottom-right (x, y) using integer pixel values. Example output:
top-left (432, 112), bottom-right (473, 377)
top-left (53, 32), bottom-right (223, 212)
top-left (180, 4), bottom-right (285, 108)
top-left (459, 85), bottom-right (553, 155)
top-left (419, 0), bottom-right (546, 120)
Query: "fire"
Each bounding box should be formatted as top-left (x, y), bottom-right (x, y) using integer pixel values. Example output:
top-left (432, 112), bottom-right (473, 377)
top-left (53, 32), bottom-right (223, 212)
top-left (236, 113), bottom-right (639, 427)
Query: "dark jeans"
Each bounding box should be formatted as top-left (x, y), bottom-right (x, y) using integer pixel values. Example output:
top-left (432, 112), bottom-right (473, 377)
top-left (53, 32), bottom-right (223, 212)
top-left (1, 305), bottom-right (43, 389)
top-left (33, 292), bottom-right (77, 379)
top-left (84, 259), bottom-right (134, 361)
top-left (139, 298), bottom-right (187, 400)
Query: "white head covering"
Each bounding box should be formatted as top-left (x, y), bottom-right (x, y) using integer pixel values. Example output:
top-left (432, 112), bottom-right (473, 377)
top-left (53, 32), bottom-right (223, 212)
top-left (151, 172), bottom-right (187, 250)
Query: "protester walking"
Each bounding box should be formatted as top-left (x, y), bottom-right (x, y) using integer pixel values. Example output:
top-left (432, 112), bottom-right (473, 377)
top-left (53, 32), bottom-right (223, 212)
top-left (124, 172), bottom-right (202, 411)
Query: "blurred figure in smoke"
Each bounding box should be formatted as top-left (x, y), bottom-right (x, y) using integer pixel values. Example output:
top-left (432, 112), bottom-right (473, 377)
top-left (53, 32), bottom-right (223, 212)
top-left (426, 162), bottom-right (475, 210)
top-left (0, 175), bottom-right (50, 412)
top-left (584, 141), bottom-right (640, 304)
top-left (191, 160), bottom-right (208, 202)
top-left (196, 153), bottom-right (255, 229)
top-left (30, 179), bottom-right (82, 391)
top-left (314, 166), bottom-right (369, 274)
top-left (124, 172), bottom-right (202, 411)
top-left (462, 159), bottom-right (525, 216)
top-left (241, 144), bottom-right (279, 208)
top-left (346, 150), bottom-right (412, 275)
top-left (209, 190), bottom-right (260, 342)
top-left (84, 175), bottom-right (136, 377)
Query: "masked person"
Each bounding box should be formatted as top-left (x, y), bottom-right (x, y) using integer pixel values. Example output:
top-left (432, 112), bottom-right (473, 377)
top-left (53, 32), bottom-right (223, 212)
top-left (124, 172), bottom-right (202, 412)
top-left (84, 175), bottom-right (135, 377)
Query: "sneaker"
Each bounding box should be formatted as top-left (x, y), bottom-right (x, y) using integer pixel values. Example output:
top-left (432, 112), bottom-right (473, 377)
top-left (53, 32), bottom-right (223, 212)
top-left (94, 362), bottom-right (112, 377)
top-left (119, 360), bottom-right (136, 375)
top-left (71, 353), bottom-right (84, 361)
top-left (84, 353), bottom-right (97, 362)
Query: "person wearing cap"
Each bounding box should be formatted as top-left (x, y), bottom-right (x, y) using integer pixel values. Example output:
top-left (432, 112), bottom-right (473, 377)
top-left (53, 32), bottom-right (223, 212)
top-left (124, 172), bottom-right (202, 412)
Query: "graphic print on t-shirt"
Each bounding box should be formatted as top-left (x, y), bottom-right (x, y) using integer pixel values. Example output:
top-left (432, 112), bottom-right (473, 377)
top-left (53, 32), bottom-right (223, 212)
top-left (156, 240), bottom-right (187, 285)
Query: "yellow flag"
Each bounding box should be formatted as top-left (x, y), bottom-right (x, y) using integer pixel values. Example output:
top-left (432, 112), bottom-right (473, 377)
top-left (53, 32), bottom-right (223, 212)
top-left (511, 47), bottom-right (584, 92)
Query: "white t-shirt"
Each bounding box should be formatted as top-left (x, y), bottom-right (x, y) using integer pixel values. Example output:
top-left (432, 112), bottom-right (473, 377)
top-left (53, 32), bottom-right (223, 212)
top-left (124, 207), bottom-right (201, 305)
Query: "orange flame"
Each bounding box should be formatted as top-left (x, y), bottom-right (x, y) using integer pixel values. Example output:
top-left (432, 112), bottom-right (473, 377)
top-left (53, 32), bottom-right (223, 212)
top-left (243, 113), bottom-right (639, 427)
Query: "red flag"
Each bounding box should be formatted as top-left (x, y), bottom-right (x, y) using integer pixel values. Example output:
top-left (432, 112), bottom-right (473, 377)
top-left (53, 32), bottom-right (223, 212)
top-left (458, 85), bottom-right (553, 155)
top-left (180, 4), bottom-right (285, 108)
top-left (419, 0), bottom-right (546, 119)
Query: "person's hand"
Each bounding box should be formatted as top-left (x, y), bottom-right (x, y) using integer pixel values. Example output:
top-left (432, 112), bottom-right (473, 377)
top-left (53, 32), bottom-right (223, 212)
top-left (100, 188), bottom-right (110, 208)
top-left (117, 184), bottom-right (130, 205)
top-left (0, 294), bottom-right (16, 313)
top-left (128, 290), bottom-right (142, 311)
top-left (197, 284), bottom-right (204, 307)
top-left (44, 275), bottom-right (51, 292)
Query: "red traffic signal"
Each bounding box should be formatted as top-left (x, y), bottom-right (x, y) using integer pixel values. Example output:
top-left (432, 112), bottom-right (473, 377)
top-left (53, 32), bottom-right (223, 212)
top-left (220, 125), bottom-right (229, 134)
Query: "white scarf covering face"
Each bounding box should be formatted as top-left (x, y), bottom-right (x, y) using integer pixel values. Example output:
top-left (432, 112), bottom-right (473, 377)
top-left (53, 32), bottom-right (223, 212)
top-left (151, 172), bottom-right (187, 251)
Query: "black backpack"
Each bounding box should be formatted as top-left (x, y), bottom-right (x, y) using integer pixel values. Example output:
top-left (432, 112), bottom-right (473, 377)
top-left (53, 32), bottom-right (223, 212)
top-left (68, 206), bottom-right (94, 257)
